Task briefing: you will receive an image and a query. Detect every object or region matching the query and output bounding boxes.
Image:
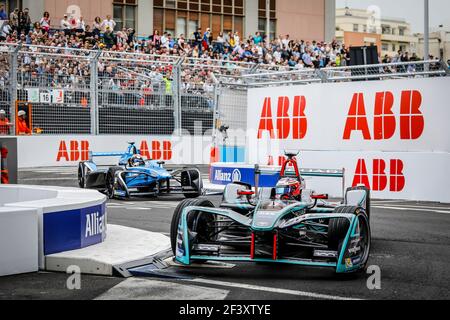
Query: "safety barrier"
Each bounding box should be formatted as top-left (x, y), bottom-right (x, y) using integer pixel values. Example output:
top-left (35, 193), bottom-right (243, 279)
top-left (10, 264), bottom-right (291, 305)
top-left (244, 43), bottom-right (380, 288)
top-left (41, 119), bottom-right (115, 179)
top-left (0, 185), bottom-right (107, 275)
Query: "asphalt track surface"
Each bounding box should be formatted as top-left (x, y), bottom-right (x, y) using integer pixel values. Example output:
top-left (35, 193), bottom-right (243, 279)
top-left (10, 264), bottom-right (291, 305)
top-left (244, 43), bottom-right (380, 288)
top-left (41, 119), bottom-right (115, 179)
top-left (1, 167), bottom-right (450, 300)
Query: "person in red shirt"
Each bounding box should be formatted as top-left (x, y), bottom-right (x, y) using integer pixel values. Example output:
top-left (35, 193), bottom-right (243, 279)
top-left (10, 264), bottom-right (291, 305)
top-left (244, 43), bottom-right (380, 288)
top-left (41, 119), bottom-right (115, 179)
top-left (17, 110), bottom-right (32, 135)
top-left (0, 110), bottom-right (12, 135)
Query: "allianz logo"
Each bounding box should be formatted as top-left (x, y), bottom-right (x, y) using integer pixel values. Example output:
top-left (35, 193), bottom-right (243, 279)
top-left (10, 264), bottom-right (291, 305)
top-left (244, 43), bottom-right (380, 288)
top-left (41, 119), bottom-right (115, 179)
top-left (214, 169), bottom-right (242, 182)
top-left (85, 212), bottom-right (105, 238)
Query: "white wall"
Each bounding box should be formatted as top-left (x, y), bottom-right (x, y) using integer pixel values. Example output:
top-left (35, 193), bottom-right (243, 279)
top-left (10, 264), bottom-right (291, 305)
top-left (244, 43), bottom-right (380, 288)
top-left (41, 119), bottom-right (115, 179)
top-left (246, 77), bottom-right (450, 202)
top-left (0, 207), bottom-right (39, 277)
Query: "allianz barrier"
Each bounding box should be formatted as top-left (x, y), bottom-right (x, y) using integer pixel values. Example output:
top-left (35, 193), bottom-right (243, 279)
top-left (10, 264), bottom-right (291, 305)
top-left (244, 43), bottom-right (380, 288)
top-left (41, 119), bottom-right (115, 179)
top-left (0, 185), bottom-right (107, 275)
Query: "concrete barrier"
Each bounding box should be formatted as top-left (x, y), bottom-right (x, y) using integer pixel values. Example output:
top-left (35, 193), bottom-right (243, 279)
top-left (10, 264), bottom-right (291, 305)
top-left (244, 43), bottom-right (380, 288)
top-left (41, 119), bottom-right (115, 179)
top-left (0, 185), bottom-right (107, 273)
top-left (0, 207), bottom-right (39, 276)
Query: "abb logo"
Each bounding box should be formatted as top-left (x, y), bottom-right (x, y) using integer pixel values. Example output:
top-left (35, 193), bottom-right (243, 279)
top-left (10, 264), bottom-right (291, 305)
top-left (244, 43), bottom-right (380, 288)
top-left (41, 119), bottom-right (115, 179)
top-left (139, 140), bottom-right (172, 161)
top-left (258, 96), bottom-right (307, 139)
top-left (353, 159), bottom-right (405, 192)
top-left (343, 90), bottom-right (424, 140)
top-left (56, 140), bottom-right (173, 162)
top-left (57, 141), bottom-right (90, 162)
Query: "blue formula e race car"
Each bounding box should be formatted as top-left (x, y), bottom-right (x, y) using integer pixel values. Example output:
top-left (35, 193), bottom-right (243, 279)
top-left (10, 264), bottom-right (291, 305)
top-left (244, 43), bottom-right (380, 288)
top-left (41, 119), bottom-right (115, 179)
top-left (78, 143), bottom-right (203, 200)
top-left (171, 153), bottom-right (371, 274)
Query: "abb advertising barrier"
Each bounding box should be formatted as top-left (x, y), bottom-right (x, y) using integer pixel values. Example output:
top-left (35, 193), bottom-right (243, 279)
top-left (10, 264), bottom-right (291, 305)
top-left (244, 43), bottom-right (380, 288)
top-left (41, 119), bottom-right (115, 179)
top-left (247, 77), bottom-right (450, 202)
top-left (16, 135), bottom-right (214, 168)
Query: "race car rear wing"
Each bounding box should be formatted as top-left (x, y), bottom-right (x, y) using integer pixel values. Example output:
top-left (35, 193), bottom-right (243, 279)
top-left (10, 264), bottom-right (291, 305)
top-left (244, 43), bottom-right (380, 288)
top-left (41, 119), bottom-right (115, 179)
top-left (89, 152), bottom-right (126, 160)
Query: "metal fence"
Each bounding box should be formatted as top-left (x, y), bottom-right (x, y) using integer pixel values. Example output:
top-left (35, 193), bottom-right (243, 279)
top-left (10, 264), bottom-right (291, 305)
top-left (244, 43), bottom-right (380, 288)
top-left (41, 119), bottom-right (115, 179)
top-left (0, 43), bottom-right (448, 137)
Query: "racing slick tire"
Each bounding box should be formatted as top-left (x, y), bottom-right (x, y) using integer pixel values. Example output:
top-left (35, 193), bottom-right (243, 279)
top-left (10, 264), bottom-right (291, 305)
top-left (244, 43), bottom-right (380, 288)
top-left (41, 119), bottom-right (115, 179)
top-left (329, 206), bottom-right (371, 274)
top-left (170, 199), bottom-right (215, 257)
top-left (106, 166), bottom-right (125, 199)
top-left (78, 162), bottom-right (87, 189)
top-left (181, 169), bottom-right (203, 199)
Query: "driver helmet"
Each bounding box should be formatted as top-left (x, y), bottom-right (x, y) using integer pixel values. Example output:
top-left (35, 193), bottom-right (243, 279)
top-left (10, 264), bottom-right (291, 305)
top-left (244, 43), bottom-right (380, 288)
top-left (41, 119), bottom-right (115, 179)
top-left (275, 178), bottom-right (304, 200)
top-left (128, 154), bottom-right (145, 167)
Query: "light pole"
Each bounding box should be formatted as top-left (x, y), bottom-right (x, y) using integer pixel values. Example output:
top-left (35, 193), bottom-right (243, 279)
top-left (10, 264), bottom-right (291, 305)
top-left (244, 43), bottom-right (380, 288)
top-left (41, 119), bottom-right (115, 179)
top-left (424, 0), bottom-right (430, 70)
top-left (266, 0), bottom-right (271, 43)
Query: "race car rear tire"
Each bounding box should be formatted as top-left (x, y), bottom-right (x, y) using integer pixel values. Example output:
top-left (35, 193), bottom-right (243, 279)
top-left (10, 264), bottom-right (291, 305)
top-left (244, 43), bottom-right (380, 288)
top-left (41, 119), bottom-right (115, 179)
top-left (78, 162), bottom-right (86, 189)
top-left (170, 199), bottom-right (215, 256)
top-left (181, 169), bottom-right (203, 199)
top-left (106, 167), bottom-right (125, 199)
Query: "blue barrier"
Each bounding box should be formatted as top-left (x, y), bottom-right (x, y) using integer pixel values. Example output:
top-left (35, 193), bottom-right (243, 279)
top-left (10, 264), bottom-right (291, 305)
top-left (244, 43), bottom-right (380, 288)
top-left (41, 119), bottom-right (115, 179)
top-left (43, 203), bottom-right (106, 255)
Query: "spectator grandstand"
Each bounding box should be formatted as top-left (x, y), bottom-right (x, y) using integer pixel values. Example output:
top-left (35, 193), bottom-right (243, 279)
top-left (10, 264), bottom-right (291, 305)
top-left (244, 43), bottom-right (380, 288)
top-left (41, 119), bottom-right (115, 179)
top-left (0, 8), bottom-right (448, 137)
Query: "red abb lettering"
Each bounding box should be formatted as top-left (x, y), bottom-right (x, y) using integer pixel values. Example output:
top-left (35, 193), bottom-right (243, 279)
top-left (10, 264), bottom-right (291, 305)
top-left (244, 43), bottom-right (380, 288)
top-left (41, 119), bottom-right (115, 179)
top-left (56, 140), bottom-right (89, 162)
top-left (57, 140), bottom-right (90, 162)
top-left (258, 97), bottom-right (275, 139)
top-left (372, 159), bottom-right (388, 191)
top-left (400, 90), bottom-right (424, 140)
top-left (374, 92), bottom-right (396, 140)
top-left (257, 96), bottom-right (308, 140)
top-left (70, 141), bottom-right (80, 162)
top-left (343, 93), bottom-right (371, 140)
top-left (152, 141), bottom-right (162, 160)
top-left (57, 141), bottom-right (69, 162)
top-left (80, 141), bottom-right (89, 161)
top-left (293, 96), bottom-right (307, 140)
top-left (140, 141), bottom-right (151, 159)
top-left (277, 97), bottom-right (290, 139)
top-left (352, 159), bottom-right (405, 192)
top-left (352, 159), bottom-right (371, 189)
top-left (163, 141), bottom-right (172, 161)
top-left (344, 90), bottom-right (424, 141)
top-left (390, 159), bottom-right (405, 192)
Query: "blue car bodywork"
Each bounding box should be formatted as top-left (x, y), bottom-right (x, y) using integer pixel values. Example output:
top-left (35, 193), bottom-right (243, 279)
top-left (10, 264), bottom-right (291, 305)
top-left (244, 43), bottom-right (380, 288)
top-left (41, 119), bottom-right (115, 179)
top-left (78, 143), bottom-right (203, 199)
top-left (171, 155), bottom-right (371, 274)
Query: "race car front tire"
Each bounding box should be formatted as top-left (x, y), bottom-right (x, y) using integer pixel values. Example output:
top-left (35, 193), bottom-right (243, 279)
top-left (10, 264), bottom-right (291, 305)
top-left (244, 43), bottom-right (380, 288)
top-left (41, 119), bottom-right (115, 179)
top-left (170, 198), bottom-right (215, 257)
top-left (329, 206), bottom-right (371, 274)
top-left (181, 169), bottom-right (203, 199)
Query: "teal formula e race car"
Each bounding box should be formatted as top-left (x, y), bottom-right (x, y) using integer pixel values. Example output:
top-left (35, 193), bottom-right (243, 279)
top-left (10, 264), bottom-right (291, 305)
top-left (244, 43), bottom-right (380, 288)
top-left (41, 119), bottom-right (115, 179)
top-left (171, 153), bottom-right (371, 274)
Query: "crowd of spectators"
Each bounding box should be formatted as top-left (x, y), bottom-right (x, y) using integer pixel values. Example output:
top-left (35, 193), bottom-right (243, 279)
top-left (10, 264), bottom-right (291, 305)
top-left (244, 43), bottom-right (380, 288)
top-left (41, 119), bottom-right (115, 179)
top-left (0, 7), bottom-right (436, 97)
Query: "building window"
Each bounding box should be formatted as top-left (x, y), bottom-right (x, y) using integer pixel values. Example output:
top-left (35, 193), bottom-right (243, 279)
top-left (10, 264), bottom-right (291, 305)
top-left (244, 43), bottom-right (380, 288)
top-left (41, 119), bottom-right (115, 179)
top-left (113, 0), bottom-right (137, 31)
top-left (1, 0), bottom-right (22, 13)
top-left (399, 27), bottom-right (405, 36)
top-left (154, 0), bottom-right (245, 38)
top-left (258, 0), bottom-right (276, 39)
top-left (382, 43), bottom-right (389, 52)
top-left (353, 24), bottom-right (359, 32)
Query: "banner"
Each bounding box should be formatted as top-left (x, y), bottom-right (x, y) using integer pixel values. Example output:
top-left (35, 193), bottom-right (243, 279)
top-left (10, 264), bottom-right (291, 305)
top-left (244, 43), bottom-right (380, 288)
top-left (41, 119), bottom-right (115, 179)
top-left (246, 77), bottom-right (450, 202)
top-left (247, 77), bottom-right (450, 156)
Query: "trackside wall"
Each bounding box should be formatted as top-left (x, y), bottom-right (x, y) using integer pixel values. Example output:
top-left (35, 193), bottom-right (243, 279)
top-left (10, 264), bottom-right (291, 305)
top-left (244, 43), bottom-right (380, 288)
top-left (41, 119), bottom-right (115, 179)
top-left (244, 77), bottom-right (450, 202)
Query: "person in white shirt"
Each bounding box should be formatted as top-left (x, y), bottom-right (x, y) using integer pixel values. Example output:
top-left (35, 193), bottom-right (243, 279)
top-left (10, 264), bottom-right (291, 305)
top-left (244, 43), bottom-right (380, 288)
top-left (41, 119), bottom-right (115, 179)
top-left (39, 11), bottom-right (51, 33)
top-left (60, 14), bottom-right (71, 31)
top-left (233, 31), bottom-right (240, 47)
top-left (102, 15), bottom-right (116, 32)
top-left (0, 20), bottom-right (12, 40)
top-left (282, 34), bottom-right (290, 50)
top-left (76, 16), bottom-right (86, 32)
top-left (161, 32), bottom-right (169, 49)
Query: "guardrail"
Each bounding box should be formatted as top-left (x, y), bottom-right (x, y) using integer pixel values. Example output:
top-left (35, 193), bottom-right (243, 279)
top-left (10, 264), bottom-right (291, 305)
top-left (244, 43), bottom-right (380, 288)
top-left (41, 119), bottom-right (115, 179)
top-left (0, 43), bottom-right (448, 137)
